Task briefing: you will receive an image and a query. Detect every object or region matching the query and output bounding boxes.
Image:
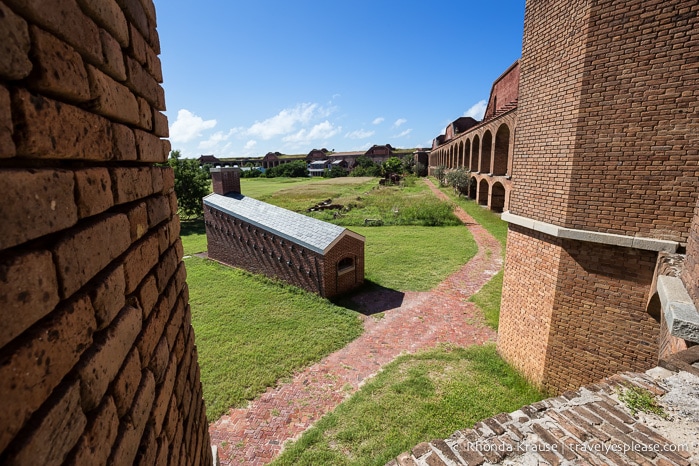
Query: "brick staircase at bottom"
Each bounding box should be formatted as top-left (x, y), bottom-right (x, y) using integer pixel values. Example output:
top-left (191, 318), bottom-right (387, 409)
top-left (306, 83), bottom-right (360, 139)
top-left (389, 369), bottom-right (698, 466)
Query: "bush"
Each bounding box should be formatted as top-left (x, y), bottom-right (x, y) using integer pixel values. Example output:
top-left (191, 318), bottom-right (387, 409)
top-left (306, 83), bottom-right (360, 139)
top-left (434, 165), bottom-right (447, 185)
top-left (445, 167), bottom-right (471, 196)
top-left (266, 160), bottom-right (309, 178)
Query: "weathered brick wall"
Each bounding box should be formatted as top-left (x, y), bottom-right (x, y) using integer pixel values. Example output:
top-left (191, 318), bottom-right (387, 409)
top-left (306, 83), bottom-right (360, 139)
top-left (205, 208), bottom-right (328, 295)
top-left (542, 240), bottom-right (658, 392)
top-left (483, 61), bottom-right (519, 119)
top-left (500, 0), bottom-right (698, 393)
top-left (683, 198), bottom-right (699, 306)
top-left (0, 1), bottom-right (212, 465)
top-left (322, 234), bottom-right (365, 297)
top-left (498, 225), bottom-right (562, 386)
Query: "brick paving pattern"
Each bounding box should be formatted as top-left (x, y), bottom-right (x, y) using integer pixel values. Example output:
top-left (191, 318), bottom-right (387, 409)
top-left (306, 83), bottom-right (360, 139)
top-left (391, 370), bottom-right (699, 465)
top-left (208, 178), bottom-right (502, 465)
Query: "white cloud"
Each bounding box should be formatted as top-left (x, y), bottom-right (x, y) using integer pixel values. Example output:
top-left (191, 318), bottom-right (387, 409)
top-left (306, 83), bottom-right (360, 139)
top-left (372, 117), bottom-right (385, 125)
top-left (244, 140), bottom-right (257, 149)
top-left (169, 109), bottom-right (217, 143)
top-left (393, 118), bottom-right (407, 128)
top-left (198, 128), bottom-right (237, 149)
top-left (246, 103), bottom-right (321, 140)
top-left (345, 129), bottom-right (375, 139)
top-left (283, 121), bottom-right (341, 143)
top-left (464, 100), bottom-right (487, 119)
top-left (393, 129), bottom-right (413, 138)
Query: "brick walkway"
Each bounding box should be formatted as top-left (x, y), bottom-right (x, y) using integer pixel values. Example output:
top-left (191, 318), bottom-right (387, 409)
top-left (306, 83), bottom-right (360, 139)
top-left (208, 179), bottom-right (502, 465)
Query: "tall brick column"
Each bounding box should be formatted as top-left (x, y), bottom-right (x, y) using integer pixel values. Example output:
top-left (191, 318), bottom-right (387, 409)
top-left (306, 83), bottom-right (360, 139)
top-left (0, 1), bottom-right (213, 464)
top-left (499, 0), bottom-right (699, 393)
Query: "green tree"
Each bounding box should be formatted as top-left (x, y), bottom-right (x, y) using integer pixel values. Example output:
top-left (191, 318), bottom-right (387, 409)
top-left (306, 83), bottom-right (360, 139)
top-left (445, 167), bottom-right (472, 196)
top-left (168, 150), bottom-right (210, 219)
top-left (266, 160), bottom-right (309, 178)
top-left (434, 165), bottom-right (447, 185)
top-left (381, 157), bottom-right (403, 177)
top-left (326, 165), bottom-right (348, 178)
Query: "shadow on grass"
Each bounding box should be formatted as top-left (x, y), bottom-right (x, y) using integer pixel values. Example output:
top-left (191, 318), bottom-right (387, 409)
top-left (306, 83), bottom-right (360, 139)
top-left (180, 218), bottom-right (205, 236)
top-left (332, 280), bottom-right (406, 316)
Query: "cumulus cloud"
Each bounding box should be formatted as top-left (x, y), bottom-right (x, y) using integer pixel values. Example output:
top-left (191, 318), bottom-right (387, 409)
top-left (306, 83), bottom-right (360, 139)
top-left (464, 100), bottom-right (487, 119)
top-left (283, 121), bottom-right (341, 143)
top-left (372, 117), bottom-right (385, 125)
top-left (393, 128), bottom-right (413, 138)
top-left (246, 103), bottom-right (324, 140)
top-left (169, 109), bottom-right (217, 143)
top-left (393, 118), bottom-right (407, 128)
top-left (198, 128), bottom-right (237, 149)
top-left (244, 140), bottom-right (257, 149)
top-left (345, 129), bottom-right (375, 139)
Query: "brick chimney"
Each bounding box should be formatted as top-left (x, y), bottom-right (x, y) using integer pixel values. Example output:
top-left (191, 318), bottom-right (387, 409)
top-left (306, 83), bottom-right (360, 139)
top-left (211, 167), bottom-right (241, 195)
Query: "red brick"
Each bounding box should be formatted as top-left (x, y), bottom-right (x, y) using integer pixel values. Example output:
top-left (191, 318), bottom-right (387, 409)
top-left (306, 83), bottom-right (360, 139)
top-left (149, 335), bottom-right (170, 384)
top-left (88, 264), bottom-right (125, 330)
top-left (27, 26), bottom-right (90, 102)
top-left (108, 369), bottom-right (155, 465)
top-left (135, 128), bottom-right (167, 162)
top-left (77, 0), bottom-right (129, 47)
top-left (0, 295), bottom-right (95, 453)
top-left (74, 167), bottom-right (113, 218)
top-left (122, 233), bottom-right (160, 294)
top-left (125, 55), bottom-right (165, 110)
top-left (110, 166), bottom-right (154, 204)
top-left (153, 110), bottom-right (169, 138)
top-left (136, 96), bottom-right (153, 130)
top-left (0, 250), bottom-right (60, 348)
top-left (112, 123), bottom-right (137, 161)
top-left (111, 347), bottom-right (141, 418)
top-left (129, 22), bottom-right (148, 65)
top-left (162, 166), bottom-right (175, 192)
top-left (147, 194), bottom-right (171, 228)
top-left (0, 84), bottom-right (14, 158)
top-left (155, 436), bottom-right (169, 466)
top-left (87, 64), bottom-right (140, 124)
top-left (136, 273), bottom-right (158, 318)
top-left (151, 166), bottom-right (164, 193)
top-left (134, 424), bottom-right (157, 466)
top-left (4, 0), bottom-right (101, 65)
top-left (77, 305), bottom-right (142, 411)
top-left (152, 353), bottom-right (177, 436)
top-left (66, 396), bottom-right (119, 466)
top-left (4, 380), bottom-right (86, 466)
top-left (145, 44), bottom-right (163, 83)
top-left (115, 0), bottom-right (149, 41)
top-left (0, 2), bottom-right (32, 80)
top-left (12, 89), bottom-right (113, 161)
top-left (0, 168), bottom-right (78, 249)
top-left (53, 213), bottom-right (131, 298)
top-left (137, 296), bottom-right (173, 367)
top-left (99, 28), bottom-right (127, 82)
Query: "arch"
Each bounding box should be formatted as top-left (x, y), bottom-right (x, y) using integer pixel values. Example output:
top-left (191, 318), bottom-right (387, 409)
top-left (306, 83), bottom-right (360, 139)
top-left (491, 182), bottom-right (506, 213)
top-left (471, 135), bottom-right (480, 172)
top-left (458, 141), bottom-right (464, 167)
top-left (337, 256), bottom-right (355, 273)
top-left (469, 176), bottom-right (477, 199)
top-left (493, 124), bottom-right (510, 176)
top-left (465, 139), bottom-right (471, 171)
top-left (478, 179), bottom-right (489, 206)
top-left (480, 130), bottom-right (492, 173)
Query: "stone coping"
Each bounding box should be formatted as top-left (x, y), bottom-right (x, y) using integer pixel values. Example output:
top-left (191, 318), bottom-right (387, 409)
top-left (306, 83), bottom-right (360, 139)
top-left (501, 212), bottom-right (678, 252)
top-left (657, 275), bottom-right (699, 343)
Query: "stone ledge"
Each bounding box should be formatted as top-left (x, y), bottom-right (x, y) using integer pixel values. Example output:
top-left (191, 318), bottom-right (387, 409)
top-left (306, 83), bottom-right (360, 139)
top-left (658, 275), bottom-right (699, 343)
top-left (502, 212), bottom-right (678, 252)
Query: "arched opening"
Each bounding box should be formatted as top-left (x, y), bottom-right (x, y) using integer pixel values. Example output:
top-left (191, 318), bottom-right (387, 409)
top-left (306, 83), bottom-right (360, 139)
top-left (480, 131), bottom-right (492, 173)
top-left (465, 139), bottom-right (471, 171)
top-left (469, 176), bottom-right (477, 199)
top-left (491, 182), bottom-right (506, 213)
top-left (478, 179), bottom-right (489, 206)
top-left (458, 141), bottom-right (464, 167)
top-left (471, 135), bottom-right (480, 172)
top-left (493, 124), bottom-right (510, 176)
top-left (337, 256), bottom-right (355, 273)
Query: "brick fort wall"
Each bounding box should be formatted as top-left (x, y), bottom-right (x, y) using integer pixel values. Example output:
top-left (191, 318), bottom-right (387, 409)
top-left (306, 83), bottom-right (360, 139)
top-left (0, 1), bottom-right (212, 464)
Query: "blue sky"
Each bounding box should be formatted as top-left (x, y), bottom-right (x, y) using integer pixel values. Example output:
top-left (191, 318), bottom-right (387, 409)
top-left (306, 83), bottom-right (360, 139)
top-left (153, 1), bottom-right (525, 158)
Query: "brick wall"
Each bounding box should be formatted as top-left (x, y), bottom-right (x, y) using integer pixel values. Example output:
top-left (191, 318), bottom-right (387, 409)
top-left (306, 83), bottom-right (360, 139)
top-left (322, 234), bottom-right (365, 297)
top-left (500, 0), bottom-right (698, 393)
top-left (483, 61), bottom-right (519, 120)
top-left (0, 1), bottom-right (212, 464)
top-left (683, 198), bottom-right (699, 306)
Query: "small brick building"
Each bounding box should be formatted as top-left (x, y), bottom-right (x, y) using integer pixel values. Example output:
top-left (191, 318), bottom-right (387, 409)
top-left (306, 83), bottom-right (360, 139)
top-left (204, 168), bottom-right (365, 298)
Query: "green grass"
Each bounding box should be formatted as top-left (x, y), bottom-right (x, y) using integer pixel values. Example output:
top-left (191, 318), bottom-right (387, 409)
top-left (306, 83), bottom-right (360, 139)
top-left (180, 219), bottom-right (207, 255)
top-left (272, 344), bottom-right (544, 466)
top-left (186, 257), bottom-right (363, 419)
top-left (435, 179), bottom-right (508, 247)
top-left (240, 176), bottom-right (324, 199)
top-left (354, 226), bottom-right (476, 291)
top-left (469, 270), bottom-right (503, 329)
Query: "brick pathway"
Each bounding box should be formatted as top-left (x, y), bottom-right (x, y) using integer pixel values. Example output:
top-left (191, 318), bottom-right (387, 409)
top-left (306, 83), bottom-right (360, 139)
top-left (208, 178), bottom-right (502, 465)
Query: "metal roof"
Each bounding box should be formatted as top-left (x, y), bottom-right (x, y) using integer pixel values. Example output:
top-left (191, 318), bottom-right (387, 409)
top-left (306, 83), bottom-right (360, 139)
top-left (204, 193), bottom-right (361, 254)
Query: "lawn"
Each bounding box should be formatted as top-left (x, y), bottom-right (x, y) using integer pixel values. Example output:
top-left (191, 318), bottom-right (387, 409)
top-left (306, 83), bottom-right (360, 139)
top-left (186, 257), bottom-right (363, 419)
top-left (271, 344), bottom-right (543, 466)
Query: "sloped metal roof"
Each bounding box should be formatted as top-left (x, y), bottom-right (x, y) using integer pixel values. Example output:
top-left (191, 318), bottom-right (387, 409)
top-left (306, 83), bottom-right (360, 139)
top-left (204, 193), bottom-right (359, 254)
